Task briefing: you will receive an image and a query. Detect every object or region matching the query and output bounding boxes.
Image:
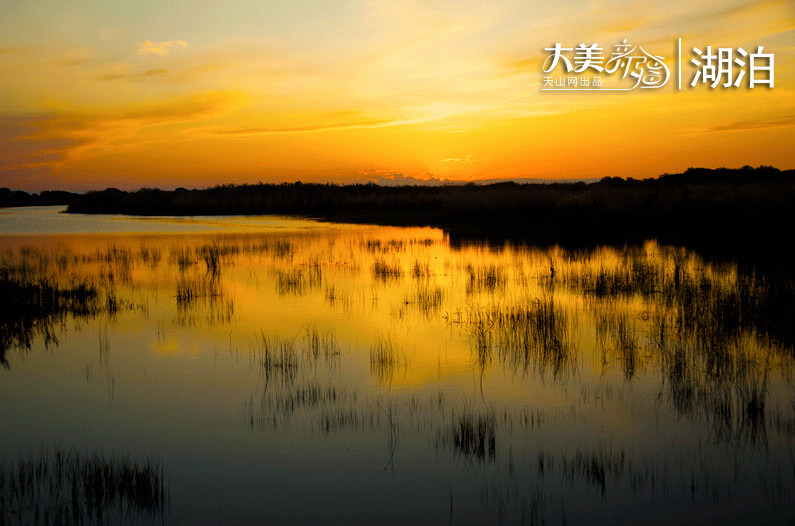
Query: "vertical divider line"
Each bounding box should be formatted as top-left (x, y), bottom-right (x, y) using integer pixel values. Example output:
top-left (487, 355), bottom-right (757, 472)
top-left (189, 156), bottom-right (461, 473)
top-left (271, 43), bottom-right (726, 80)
top-left (678, 38), bottom-right (682, 90)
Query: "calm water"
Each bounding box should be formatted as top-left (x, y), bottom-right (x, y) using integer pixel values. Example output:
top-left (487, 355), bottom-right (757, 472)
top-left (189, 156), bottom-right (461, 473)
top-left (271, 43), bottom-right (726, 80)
top-left (1, 206), bottom-right (793, 524)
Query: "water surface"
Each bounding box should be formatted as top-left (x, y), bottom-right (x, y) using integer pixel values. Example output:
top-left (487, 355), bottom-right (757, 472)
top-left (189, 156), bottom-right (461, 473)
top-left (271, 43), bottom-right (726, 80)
top-left (1, 206), bottom-right (792, 524)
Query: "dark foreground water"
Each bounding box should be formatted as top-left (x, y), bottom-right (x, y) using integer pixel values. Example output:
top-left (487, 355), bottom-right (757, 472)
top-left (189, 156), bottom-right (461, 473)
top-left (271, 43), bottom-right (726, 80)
top-left (1, 206), bottom-right (793, 524)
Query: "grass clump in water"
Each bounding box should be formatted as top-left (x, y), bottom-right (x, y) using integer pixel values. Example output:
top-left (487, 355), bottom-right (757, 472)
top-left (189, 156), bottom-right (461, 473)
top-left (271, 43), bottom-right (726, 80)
top-left (372, 258), bottom-right (403, 282)
top-left (0, 446), bottom-right (167, 524)
top-left (369, 335), bottom-right (406, 385)
top-left (465, 263), bottom-right (506, 295)
top-left (0, 269), bottom-right (107, 367)
top-left (437, 405), bottom-right (497, 461)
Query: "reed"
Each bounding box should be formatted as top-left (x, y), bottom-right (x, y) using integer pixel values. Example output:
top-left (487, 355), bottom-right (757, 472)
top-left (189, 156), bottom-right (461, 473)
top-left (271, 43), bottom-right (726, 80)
top-left (464, 264), bottom-right (506, 295)
top-left (438, 404), bottom-right (497, 461)
top-left (275, 264), bottom-right (321, 295)
top-left (253, 331), bottom-right (300, 385)
top-left (303, 325), bottom-right (339, 361)
top-left (369, 335), bottom-right (406, 385)
top-left (0, 446), bottom-right (167, 524)
top-left (372, 258), bottom-right (403, 282)
top-left (460, 298), bottom-right (573, 378)
top-left (0, 269), bottom-right (103, 367)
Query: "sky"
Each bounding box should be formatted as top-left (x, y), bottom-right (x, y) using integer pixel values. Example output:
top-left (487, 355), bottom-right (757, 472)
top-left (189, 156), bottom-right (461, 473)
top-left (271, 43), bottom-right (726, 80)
top-left (0, 0), bottom-right (793, 191)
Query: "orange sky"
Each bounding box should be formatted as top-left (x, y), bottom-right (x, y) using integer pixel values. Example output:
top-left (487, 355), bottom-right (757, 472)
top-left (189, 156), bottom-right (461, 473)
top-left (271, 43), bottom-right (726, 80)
top-left (1, 0), bottom-right (793, 191)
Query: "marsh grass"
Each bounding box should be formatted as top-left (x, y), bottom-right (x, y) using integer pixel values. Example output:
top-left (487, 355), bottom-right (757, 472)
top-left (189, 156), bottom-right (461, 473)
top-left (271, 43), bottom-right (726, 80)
top-left (174, 273), bottom-right (233, 326)
top-left (0, 269), bottom-right (109, 367)
top-left (658, 334), bottom-right (773, 446)
top-left (318, 408), bottom-right (380, 433)
top-left (372, 258), bottom-right (403, 282)
top-left (250, 327), bottom-right (341, 389)
top-left (556, 244), bottom-right (793, 355)
top-left (286, 383), bottom-right (341, 408)
top-left (275, 263), bottom-right (322, 295)
top-left (437, 404), bottom-right (497, 461)
top-left (200, 244), bottom-right (222, 276)
top-left (303, 325), bottom-right (340, 363)
top-left (460, 298), bottom-right (573, 378)
top-left (324, 284), bottom-right (353, 310)
top-left (170, 247), bottom-right (197, 272)
top-left (550, 244), bottom-right (792, 444)
top-left (245, 381), bottom-right (353, 429)
top-left (415, 284), bottom-right (444, 313)
top-left (82, 247), bottom-right (135, 286)
top-left (369, 335), bottom-right (407, 385)
top-left (2, 222), bottom-right (794, 523)
top-left (379, 402), bottom-right (400, 471)
top-left (412, 259), bottom-right (431, 279)
top-left (400, 283), bottom-right (444, 319)
top-left (138, 246), bottom-right (162, 268)
top-left (252, 331), bottom-right (300, 385)
top-left (560, 447), bottom-right (626, 496)
top-left (465, 264), bottom-right (506, 295)
top-left (0, 446), bottom-right (167, 524)
top-left (465, 438), bottom-right (789, 525)
top-left (596, 309), bottom-right (643, 380)
top-left (175, 277), bottom-right (221, 308)
top-left (361, 239), bottom-right (407, 255)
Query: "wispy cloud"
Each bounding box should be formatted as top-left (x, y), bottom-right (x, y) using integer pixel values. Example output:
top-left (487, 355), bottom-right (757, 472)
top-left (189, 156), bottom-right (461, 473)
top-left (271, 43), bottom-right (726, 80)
top-left (215, 120), bottom-right (394, 136)
top-left (137, 40), bottom-right (189, 56)
top-left (440, 154), bottom-right (489, 163)
top-left (211, 114), bottom-right (453, 137)
top-left (707, 116), bottom-right (795, 132)
top-left (2, 91), bottom-right (242, 175)
top-left (0, 115), bottom-right (84, 184)
top-left (351, 169), bottom-right (448, 186)
top-left (102, 68), bottom-right (169, 81)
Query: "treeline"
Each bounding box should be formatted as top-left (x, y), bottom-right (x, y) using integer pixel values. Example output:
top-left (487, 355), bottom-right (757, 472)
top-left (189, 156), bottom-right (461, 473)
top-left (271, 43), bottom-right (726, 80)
top-left (0, 188), bottom-right (79, 208)
top-left (62, 166), bottom-right (793, 242)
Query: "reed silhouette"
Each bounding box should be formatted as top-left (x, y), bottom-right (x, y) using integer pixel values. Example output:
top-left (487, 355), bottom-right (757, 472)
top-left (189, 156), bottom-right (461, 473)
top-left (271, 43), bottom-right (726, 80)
top-left (369, 335), bottom-right (406, 386)
top-left (0, 446), bottom-right (167, 524)
top-left (0, 269), bottom-right (115, 368)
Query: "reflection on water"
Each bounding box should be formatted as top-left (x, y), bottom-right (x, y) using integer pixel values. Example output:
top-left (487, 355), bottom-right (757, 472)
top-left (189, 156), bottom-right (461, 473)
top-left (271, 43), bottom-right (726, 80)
top-left (0, 447), bottom-right (167, 524)
top-left (0, 209), bottom-right (793, 524)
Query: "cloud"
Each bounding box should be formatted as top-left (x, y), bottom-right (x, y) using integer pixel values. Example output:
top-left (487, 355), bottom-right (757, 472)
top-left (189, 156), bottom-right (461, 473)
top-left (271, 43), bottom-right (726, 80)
top-left (697, 0), bottom-right (794, 26)
top-left (350, 169), bottom-right (449, 186)
top-left (102, 68), bottom-right (169, 81)
top-left (339, 168), bottom-right (595, 186)
top-left (215, 119), bottom-right (396, 136)
top-left (649, 0), bottom-right (795, 43)
top-left (0, 115), bottom-right (84, 185)
top-left (137, 40), bottom-right (189, 56)
top-left (1, 91), bottom-right (242, 177)
top-left (441, 154), bottom-right (489, 163)
top-left (112, 91), bottom-right (241, 122)
top-left (212, 113), bottom-right (455, 137)
top-left (706, 116), bottom-right (795, 132)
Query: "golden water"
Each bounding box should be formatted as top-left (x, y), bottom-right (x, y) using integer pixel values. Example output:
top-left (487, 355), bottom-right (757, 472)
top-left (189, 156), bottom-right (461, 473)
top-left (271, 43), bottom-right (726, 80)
top-left (1, 207), bottom-right (792, 524)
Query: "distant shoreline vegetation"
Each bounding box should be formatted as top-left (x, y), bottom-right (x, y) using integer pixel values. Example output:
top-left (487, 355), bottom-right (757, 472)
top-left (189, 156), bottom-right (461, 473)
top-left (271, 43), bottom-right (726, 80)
top-left (3, 166), bottom-right (794, 249)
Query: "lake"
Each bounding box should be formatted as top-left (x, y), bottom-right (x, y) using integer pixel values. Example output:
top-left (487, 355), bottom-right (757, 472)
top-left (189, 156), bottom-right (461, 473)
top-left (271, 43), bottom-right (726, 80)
top-left (1, 206), bottom-right (792, 524)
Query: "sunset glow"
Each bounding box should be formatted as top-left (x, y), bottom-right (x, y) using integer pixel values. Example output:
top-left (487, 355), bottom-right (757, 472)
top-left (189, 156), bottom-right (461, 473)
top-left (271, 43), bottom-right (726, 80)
top-left (1, 0), bottom-right (793, 190)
